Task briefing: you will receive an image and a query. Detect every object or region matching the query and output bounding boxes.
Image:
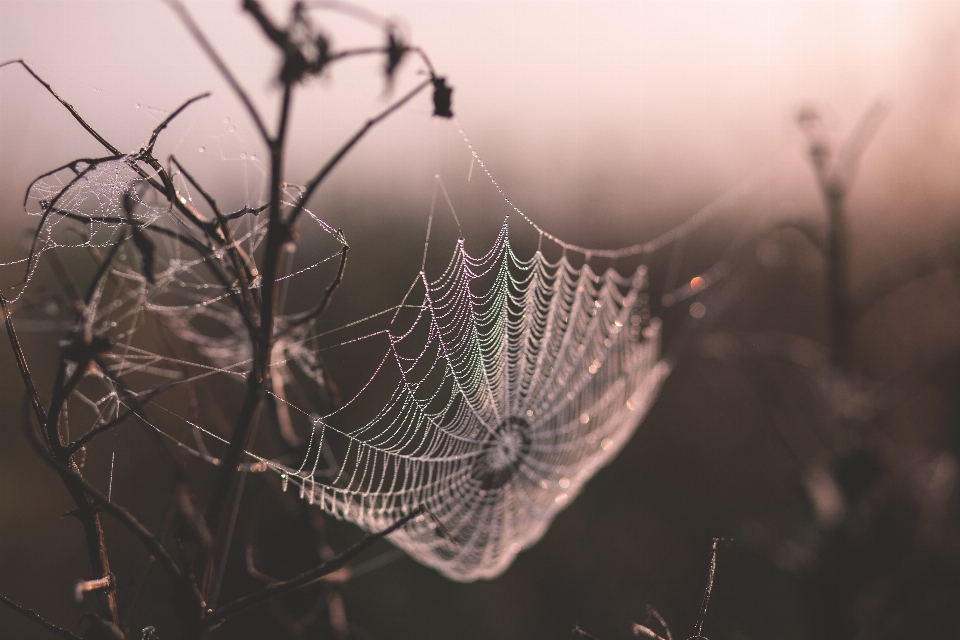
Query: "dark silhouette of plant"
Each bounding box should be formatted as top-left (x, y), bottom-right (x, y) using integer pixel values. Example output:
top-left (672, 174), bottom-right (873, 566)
top-left (0, 1), bottom-right (451, 637)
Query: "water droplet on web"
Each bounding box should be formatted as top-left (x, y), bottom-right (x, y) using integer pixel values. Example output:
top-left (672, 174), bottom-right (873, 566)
top-left (198, 146), bottom-right (205, 153)
top-left (280, 474), bottom-right (288, 492)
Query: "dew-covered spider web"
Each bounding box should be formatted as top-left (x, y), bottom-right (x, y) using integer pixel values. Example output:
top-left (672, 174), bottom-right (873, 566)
top-left (3, 109), bottom-right (775, 581)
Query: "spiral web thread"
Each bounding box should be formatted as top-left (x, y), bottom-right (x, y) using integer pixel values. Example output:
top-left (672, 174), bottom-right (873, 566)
top-left (9, 141), bottom-right (677, 581)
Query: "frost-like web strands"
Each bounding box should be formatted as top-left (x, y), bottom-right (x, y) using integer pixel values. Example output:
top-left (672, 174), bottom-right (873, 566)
top-left (2, 158), bottom-right (167, 294)
top-left (276, 222), bottom-right (668, 581)
top-left (13, 153), bottom-right (667, 583)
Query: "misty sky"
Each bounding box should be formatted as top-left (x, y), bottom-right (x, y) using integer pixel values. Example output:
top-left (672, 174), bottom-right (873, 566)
top-left (1, 1), bottom-right (958, 249)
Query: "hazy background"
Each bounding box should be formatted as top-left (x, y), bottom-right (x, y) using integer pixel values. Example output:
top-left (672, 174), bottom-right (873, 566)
top-left (2, 1), bottom-right (960, 244)
top-left (2, 1), bottom-right (960, 639)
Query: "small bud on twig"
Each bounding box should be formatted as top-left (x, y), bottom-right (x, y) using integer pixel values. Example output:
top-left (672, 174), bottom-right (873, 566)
top-left (74, 574), bottom-right (114, 605)
top-left (432, 76), bottom-right (453, 118)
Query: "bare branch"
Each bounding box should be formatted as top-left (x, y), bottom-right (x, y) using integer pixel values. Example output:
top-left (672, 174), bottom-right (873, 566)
top-left (0, 293), bottom-right (47, 426)
top-left (205, 506), bottom-right (424, 626)
top-left (572, 624), bottom-right (602, 640)
top-left (282, 242), bottom-right (348, 331)
top-left (142, 93), bottom-right (211, 157)
top-left (170, 156), bottom-right (260, 328)
top-left (66, 378), bottom-right (182, 456)
top-left (0, 593), bottom-right (82, 640)
top-left (287, 78), bottom-right (432, 226)
top-left (164, 0), bottom-right (270, 144)
top-left (0, 59), bottom-right (122, 156)
top-left (694, 538), bottom-right (727, 638)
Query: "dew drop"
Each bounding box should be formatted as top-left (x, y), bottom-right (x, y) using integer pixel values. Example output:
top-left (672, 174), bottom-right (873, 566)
top-left (600, 438), bottom-right (613, 451)
top-left (579, 413), bottom-right (590, 424)
top-left (281, 474), bottom-right (288, 492)
top-left (555, 493), bottom-right (568, 505)
top-left (198, 146), bottom-right (205, 153)
top-left (509, 543), bottom-right (522, 554)
top-left (558, 477), bottom-right (570, 489)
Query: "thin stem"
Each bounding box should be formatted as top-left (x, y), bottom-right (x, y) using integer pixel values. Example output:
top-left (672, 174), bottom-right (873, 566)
top-left (170, 156), bottom-right (260, 328)
top-left (0, 293), bottom-right (46, 426)
top-left (0, 60), bottom-right (122, 156)
top-left (66, 379), bottom-right (180, 455)
top-left (202, 28), bottom-right (299, 569)
top-left (142, 93), bottom-right (211, 157)
top-left (17, 156), bottom-right (122, 289)
top-left (693, 539), bottom-right (721, 638)
top-left (0, 593), bottom-right (82, 640)
top-left (164, 0), bottom-right (271, 144)
top-left (205, 506), bottom-right (423, 627)
top-left (287, 78), bottom-right (432, 226)
top-left (282, 243), bottom-right (348, 331)
top-left (50, 208), bottom-right (259, 338)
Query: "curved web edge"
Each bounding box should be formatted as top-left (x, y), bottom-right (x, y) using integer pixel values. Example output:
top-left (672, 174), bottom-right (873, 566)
top-left (262, 222), bottom-right (671, 581)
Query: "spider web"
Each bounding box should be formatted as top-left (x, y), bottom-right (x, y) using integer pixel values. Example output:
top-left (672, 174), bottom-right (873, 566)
top-left (4, 114), bottom-right (768, 581)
